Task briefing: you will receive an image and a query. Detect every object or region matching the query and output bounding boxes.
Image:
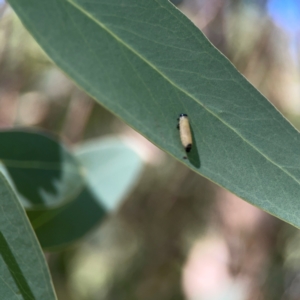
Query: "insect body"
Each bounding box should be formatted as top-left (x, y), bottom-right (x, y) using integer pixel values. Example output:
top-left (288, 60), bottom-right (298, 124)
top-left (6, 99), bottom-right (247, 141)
top-left (177, 113), bottom-right (192, 153)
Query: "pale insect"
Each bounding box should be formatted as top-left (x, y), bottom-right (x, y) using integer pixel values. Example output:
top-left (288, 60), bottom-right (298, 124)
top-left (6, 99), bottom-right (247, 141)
top-left (177, 113), bottom-right (192, 153)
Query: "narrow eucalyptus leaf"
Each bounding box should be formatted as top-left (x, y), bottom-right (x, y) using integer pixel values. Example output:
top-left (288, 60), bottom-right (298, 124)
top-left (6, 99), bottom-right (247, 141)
top-left (0, 173), bottom-right (56, 299)
top-left (7, 0), bottom-right (300, 228)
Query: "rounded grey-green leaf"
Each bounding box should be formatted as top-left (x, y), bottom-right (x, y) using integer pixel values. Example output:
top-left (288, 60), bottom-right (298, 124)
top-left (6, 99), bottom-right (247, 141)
top-left (27, 186), bottom-right (107, 250)
top-left (0, 129), bottom-right (84, 209)
top-left (27, 136), bottom-right (142, 249)
top-left (75, 137), bottom-right (143, 211)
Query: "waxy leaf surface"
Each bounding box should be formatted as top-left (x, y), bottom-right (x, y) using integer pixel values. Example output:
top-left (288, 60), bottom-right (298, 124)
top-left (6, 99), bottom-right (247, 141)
top-left (7, 0), bottom-right (300, 227)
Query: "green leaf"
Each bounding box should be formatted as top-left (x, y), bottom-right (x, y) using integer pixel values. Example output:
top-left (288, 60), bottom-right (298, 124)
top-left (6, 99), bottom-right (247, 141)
top-left (0, 129), bottom-right (84, 209)
top-left (0, 173), bottom-right (56, 299)
top-left (27, 137), bottom-right (143, 250)
top-left (75, 137), bottom-right (143, 211)
top-left (27, 187), bottom-right (107, 250)
top-left (7, 0), bottom-right (300, 227)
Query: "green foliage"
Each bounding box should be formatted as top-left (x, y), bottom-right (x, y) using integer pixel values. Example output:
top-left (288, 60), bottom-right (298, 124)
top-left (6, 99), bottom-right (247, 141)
top-left (27, 187), bottom-right (106, 250)
top-left (6, 0), bottom-right (300, 228)
top-left (75, 137), bottom-right (143, 211)
top-left (2, 0), bottom-right (300, 298)
top-left (26, 137), bottom-right (143, 249)
top-left (0, 129), bottom-right (143, 294)
top-left (0, 172), bottom-right (56, 299)
top-left (0, 130), bottom-right (83, 209)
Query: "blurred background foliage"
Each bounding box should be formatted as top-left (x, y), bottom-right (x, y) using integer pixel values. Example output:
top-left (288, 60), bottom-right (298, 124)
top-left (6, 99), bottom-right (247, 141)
top-left (1, 0), bottom-right (300, 299)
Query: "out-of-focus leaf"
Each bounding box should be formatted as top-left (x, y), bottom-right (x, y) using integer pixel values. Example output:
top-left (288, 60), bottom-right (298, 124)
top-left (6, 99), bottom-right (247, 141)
top-left (7, 0), bottom-right (300, 228)
top-left (27, 187), bottom-right (107, 250)
top-left (27, 137), bottom-right (143, 250)
top-left (75, 137), bottom-right (143, 211)
top-left (0, 129), bottom-right (84, 209)
top-left (0, 173), bottom-right (57, 299)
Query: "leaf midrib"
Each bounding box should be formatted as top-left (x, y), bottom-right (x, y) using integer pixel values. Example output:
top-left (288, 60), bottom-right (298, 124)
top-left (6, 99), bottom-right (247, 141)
top-left (67, 0), bottom-right (300, 187)
top-left (7, 0), bottom-right (288, 189)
